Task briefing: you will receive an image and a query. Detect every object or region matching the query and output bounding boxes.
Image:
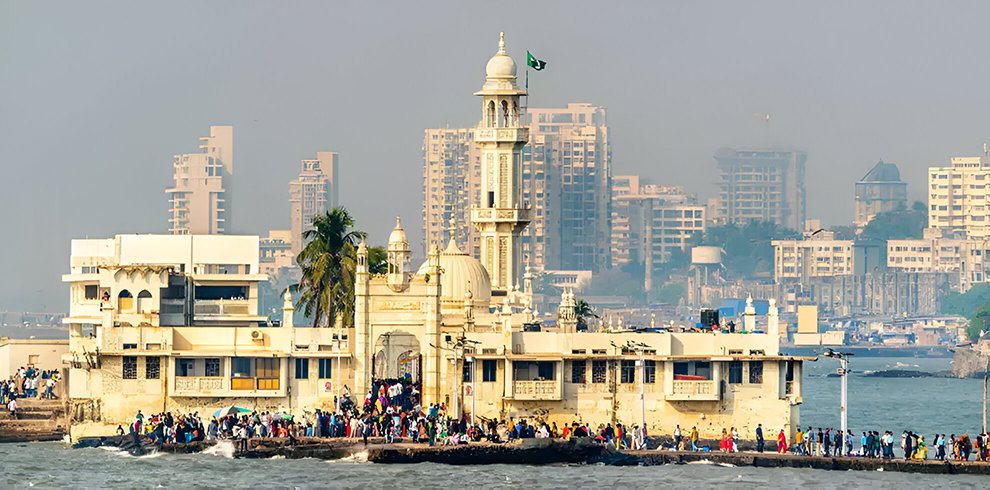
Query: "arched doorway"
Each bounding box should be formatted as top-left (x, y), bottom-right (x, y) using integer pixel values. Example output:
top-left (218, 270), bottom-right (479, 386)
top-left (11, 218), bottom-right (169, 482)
top-left (136, 290), bottom-right (152, 313)
top-left (372, 331), bottom-right (420, 382)
top-left (118, 290), bottom-right (133, 312)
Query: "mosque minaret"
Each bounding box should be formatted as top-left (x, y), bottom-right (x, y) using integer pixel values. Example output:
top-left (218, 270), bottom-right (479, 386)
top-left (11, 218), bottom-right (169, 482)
top-left (470, 32), bottom-right (531, 294)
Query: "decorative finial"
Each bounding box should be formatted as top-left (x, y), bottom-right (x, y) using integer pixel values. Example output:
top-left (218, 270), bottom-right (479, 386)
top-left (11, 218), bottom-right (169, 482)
top-left (498, 32), bottom-right (505, 54)
top-left (395, 216), bottom-right (402, 229)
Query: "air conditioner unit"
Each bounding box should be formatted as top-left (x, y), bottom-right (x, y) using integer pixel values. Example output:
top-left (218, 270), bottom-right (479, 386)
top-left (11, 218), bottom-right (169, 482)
top-left (251, 330), bottom-right (263, 341)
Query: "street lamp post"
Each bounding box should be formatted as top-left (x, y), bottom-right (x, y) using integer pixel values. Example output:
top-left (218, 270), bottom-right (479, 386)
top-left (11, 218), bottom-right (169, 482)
top-left (823, 349), bottom-right (853, 436)
top-left (466, 356), bottom-right (476, 428)
top-left (625, 340), bottom-right (651, 441)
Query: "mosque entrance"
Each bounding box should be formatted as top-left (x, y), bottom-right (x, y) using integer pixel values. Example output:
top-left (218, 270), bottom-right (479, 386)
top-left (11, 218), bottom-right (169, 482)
top-left (372, 331), bottom-right (421, 383)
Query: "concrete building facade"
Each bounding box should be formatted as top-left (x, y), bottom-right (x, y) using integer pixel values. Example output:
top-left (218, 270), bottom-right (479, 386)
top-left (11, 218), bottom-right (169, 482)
top-left (289, 152), bottom-right (338, 256)
top-left (854, 160), bottom-right (907, 227)
top-left (715, 148), bottom-right (806, 231)
top-left (772, 229), bottom-right (854, 283)
top-left (422, 128), bottom-right (482, 257)
top-left (928, 155), bottom-right (990, 239)
top-left (166, 126), bottom-right (233, 235)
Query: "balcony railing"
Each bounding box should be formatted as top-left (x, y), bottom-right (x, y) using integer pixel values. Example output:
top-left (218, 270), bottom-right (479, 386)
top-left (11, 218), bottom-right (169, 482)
top-left (513, 380), bottom-right (562, 400)
top-left (194, 299), bottom-right (250, 316)
top-left (668, 380), bottom-right (719, 401)
top-left (173, 376), bottom-right (224, 396)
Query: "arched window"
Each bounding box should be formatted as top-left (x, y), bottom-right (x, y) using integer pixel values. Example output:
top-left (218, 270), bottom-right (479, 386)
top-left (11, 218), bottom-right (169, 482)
top-left (118, 289), bottom-right (133, 312)
top-left (487, 100), bottom-right (496, 128)
top-left (501, 100), bottom-right (510, 127)
top-left (136, 290), bottom-right (152, 313)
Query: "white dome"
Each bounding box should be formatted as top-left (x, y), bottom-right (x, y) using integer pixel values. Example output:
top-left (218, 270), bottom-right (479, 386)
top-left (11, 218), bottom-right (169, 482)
top-left (486, 53), bottom-right (516, 79)
top-left (485, 32), bottom-right (516, 80)
top-left (388, 216), bottom-right (408, 249)
top-left (417, 239), bottom-right (491, 307)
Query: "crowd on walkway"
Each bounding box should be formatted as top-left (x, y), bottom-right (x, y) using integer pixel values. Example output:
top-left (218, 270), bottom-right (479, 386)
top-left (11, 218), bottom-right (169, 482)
top-left (2, 366), bottom-right (61, 418)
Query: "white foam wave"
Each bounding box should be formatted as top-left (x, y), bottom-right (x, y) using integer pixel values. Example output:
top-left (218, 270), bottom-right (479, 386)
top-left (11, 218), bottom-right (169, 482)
top-left (203, 440), bottom-right (236, 459)
top-left (329, 450), bottom-right (369, 464)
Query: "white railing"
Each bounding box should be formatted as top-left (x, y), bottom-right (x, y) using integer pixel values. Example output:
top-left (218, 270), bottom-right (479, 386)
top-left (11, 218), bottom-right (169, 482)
top-left (669, 380), bottom-right (718, 400)
top-left (194, 299), bottom-right (250, 316)
top-left (174, 376), bottom-right (224, 394)
top-left (513, 380), bottom-right (562, 400)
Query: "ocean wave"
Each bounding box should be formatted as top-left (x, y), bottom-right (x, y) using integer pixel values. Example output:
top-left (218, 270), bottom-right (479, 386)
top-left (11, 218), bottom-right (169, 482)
top-left (203, 441), bottom-right (235, 459)
top-left (328, 451), bottom-right (369, 463)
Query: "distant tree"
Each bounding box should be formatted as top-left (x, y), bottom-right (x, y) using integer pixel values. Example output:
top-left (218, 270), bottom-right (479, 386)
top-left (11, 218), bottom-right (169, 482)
top-left (859, 201), bottom-right (927, 241)
top-left (968, 306), bottom-right (990, 342)
top-left (367, 246), bottom-right (389, 275)
top-left (655, 281), bottom-right (687, 305)
top-left (703, 221), bottom-right (799, 279)
top-left (294, 207), bottom-right (366, 328)
top-left (941, 284), bottom-right (990, 318)
top-left (574, 299), bottom-right (599, 332)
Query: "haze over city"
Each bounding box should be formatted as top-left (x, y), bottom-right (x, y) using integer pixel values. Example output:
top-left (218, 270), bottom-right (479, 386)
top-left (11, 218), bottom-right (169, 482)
top-left (5, 0), bottom-right (990, 311)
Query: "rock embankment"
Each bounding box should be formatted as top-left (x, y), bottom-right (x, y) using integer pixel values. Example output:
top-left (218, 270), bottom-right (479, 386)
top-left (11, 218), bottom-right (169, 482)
top-left (952, 341), bottom-right (990, 378)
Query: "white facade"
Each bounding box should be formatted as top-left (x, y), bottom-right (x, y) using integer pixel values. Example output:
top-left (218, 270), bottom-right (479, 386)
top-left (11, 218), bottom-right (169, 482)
top-left (772, 231), bottom-right (854, 282)
top-left (928, 156), bottom-right (990, 239)
top-left (166, 126), bottom-right (233, 235)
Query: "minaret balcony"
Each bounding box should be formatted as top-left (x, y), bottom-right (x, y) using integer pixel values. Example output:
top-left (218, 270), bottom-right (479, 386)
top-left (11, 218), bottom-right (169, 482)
top-left (474, 127), bottom-right (529, 143)
top-left (471, 207), bottom-right (532, 224)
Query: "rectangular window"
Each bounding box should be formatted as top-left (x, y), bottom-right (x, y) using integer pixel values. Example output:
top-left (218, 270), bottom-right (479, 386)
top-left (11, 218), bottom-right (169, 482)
top-left (145, 357), bottom-right (160, 379)
top-left (176, 359), bottom-right (195, 377)
top-left (571, 361), bottom-right (587, 384)
top-left (318, 358), bottom-right (333, 379)
top-left (645, 360), bottom-right (657, 383)
top-left (482, 360), bottom-right (497, 382)
top-left (256, 358), bottom-right (279, 390)
top-left (205, 358), bottom-right (222, 377)
top-left (122, 356), bottom-right (137, 379)
top-left (592, 360), bottom-right (607, 383)
top-left (294, 358), bottom-right (309, 379)
top-left (749, 361), bottom-right (763, 384)
top-left (84, 284), bottom-right (99, 300)
top-left (620, 360), bottom-right (636, 383)
top-left (537, 362), bottom-right (555, 380)
top-left (232, 358), bottom-right (252, 377)
top-left (728, 361), bottom-right (743, 384)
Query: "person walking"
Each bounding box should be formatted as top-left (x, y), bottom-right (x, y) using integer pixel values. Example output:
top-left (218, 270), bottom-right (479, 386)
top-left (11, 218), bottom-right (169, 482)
top-left (755, 424), bottom-right (765, 453)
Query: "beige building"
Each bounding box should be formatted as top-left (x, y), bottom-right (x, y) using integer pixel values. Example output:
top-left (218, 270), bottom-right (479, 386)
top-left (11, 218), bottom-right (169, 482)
top-left (715, 148), bottom-right (806, 231)
top-left (854, 160), bottom-right (907, 227)
top-left (772, 227), bottom-right (854, 283)
top-left (290, 152), bottom-right (338, 256)
top-left (887, 228), bottom-right (989, 292)
top-left (0, 339), bottom-right (68, 380)
top-left (928, 155), bottom-right (990, 239)
top-left (611, 176), bottom-right (705, 288)
top-left (66, 34), bottom-right (806, 442)
top-left (166, 126), bottom-right (233, 235)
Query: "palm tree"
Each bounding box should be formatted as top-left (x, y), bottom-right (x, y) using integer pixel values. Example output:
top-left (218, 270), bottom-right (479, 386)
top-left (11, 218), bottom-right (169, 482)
top-left (575, 299), bottom-right (598, 332)
top-left (295, 207), bottom-right (366, 328)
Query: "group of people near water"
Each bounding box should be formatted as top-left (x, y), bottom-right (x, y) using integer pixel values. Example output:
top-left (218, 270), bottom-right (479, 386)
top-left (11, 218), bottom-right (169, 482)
top-left (2, 366), bottom-right (60, 418)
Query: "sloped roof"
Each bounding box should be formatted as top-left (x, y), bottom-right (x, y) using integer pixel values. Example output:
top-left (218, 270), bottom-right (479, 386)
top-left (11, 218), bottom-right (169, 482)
top-left (859, 160), bottom-right (902, 182)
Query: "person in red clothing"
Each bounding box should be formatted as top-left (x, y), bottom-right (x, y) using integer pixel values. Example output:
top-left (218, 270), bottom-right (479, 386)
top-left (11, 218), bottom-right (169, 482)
top-left (777, 429), bottom-right (788, 454)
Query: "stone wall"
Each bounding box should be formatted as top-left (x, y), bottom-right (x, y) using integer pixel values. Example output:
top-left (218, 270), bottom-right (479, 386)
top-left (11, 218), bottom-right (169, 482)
top-left (951, 341), bottom-right (990, 378)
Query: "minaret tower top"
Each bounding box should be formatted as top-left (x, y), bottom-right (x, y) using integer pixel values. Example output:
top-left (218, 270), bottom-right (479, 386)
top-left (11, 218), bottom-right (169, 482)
top-left (471, 32), bottom-right (531, 294)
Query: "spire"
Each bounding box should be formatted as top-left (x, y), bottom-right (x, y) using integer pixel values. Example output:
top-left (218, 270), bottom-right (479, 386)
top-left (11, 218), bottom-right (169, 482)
top-left (498, 31), bottom-right (505, 54)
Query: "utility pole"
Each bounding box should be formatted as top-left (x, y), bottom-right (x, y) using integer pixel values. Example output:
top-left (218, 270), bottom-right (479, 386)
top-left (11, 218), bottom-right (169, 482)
top-left (823, 349), bottom-right (853, 435)
top-left (626, 340), bottom-right (651, 433)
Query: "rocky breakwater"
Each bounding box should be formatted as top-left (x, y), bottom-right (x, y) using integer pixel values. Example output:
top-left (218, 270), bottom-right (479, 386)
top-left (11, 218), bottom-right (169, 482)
top-left (951, 340), bottom-right (990, 378)
top-left (0, 398), bottom-right (67, 443)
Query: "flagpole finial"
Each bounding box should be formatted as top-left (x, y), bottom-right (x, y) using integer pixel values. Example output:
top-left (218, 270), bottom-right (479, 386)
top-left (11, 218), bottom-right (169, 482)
top-left (498, 32), bottom-right (505, 53)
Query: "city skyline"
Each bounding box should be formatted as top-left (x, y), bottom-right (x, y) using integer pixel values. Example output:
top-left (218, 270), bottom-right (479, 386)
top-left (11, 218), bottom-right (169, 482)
top-left (8, 1), bottom-right (990, 310)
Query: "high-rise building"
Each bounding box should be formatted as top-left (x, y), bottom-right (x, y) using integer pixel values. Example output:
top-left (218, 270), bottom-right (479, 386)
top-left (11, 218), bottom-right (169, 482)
top-left (422, 128), bottom-right (481, 257)
top-left (928, 155), bottom-right (990, 239)
top-left (771, 225), bottom-right (854, 283)
top-left (421, 103), bottom-right (610, 274)
top-left (289, 152), bottom-right (338, 255)
top-left (524, 103), bottom-right (611, 272)
top-left (166, 126), bottom-right (233, 235)
top-left (611, 176), bottom-right (706, 288)
top-left (854, 160), bottom-right (907, 227)
top-left (714, 147), bottom-right (806, 231)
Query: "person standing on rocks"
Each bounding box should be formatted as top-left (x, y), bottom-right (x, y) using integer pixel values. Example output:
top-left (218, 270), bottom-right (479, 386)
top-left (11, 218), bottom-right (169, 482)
top-left (755, 424), bottom-right (765, 452)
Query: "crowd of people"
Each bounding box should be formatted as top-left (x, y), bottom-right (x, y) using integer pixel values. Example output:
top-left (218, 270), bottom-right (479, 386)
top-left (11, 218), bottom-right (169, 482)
top-left (2, 366), bottom-right (61, 418)
top-left (119, 375), bottom-right (990, 463)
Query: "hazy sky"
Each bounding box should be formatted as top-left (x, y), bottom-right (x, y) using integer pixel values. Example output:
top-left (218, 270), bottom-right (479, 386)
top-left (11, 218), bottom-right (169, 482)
top-left (4, 1), bottom-right (990, 312)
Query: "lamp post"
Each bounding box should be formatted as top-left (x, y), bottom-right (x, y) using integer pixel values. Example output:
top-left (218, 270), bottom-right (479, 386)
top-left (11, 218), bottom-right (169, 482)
top-left (823, 348), bottom-right (853, 435)
top-left (626, 340), bottom-right (651, 436)
top-left (466, 355), bottom-right (476, 428)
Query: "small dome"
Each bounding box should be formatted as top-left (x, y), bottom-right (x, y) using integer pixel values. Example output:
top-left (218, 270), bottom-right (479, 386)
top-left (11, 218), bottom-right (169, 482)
top-left (388, 216), bottom-right (409, 249)
top-left (485, 32), bottom-right (516, 80)
top-left (416, 238), bottom-right (491, 307)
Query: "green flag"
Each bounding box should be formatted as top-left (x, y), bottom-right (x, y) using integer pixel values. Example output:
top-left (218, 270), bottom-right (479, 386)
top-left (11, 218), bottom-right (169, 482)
top-left (527, 51), bottom-right (547, 71)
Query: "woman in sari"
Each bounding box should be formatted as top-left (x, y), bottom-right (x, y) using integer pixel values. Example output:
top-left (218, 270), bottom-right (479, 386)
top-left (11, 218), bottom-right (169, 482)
top-left (777, 429), bottom-right (788, 454)
top-left (914, 435), bottom-right (927, 460)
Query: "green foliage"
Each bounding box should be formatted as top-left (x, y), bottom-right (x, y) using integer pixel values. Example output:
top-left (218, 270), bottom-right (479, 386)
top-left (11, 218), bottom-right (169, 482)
top-left (703, 221), bottom-right (799, 278)
top-left (367, 246), bottom-right (389, 275)
top-left (941, 284), bottom-right (990, 318)
top-left (294, 207), bottom-right (366, 328)
top-left (859, 201), bottom-right (927, 241)
top-left (969, 306), bottom-right (990, 342)
top-left (655, 282), bottom-right (686, 305)
top-left (574, 299), bottom-right (598, 331)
